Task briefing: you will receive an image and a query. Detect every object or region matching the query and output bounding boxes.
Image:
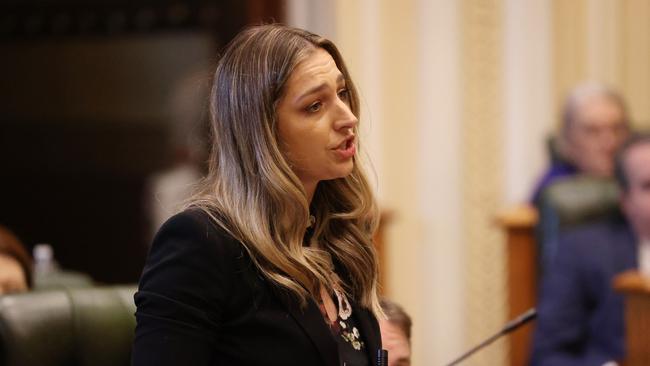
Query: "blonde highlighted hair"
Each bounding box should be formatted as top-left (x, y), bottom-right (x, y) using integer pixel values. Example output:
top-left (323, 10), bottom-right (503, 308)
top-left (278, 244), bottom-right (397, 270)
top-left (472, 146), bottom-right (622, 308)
top-left (187, 24), bottom-right (382, 315)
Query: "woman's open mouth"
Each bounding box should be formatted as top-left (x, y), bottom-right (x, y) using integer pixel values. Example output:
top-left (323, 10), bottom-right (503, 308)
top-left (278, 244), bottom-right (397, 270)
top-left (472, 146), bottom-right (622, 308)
top-left (334, 136), bottom-right (356, 159)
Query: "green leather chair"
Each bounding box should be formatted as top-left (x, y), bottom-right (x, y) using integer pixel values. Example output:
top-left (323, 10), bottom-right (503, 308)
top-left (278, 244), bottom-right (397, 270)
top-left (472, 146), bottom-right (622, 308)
top-left (0, 285), bottom-right (136, 366)
top-left (32, 270), bottom-right (95, 291)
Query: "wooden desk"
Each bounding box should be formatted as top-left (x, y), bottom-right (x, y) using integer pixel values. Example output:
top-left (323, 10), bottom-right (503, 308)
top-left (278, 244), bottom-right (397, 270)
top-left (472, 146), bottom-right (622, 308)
top-left (496, 205), bottom-right (538, 366)
top-left (613, 271), bottom-right (650, 366)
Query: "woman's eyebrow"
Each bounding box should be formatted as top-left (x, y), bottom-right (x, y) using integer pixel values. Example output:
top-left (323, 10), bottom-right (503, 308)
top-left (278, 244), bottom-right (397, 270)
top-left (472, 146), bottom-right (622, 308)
top-left (295, 74), bottom-right (345, 104)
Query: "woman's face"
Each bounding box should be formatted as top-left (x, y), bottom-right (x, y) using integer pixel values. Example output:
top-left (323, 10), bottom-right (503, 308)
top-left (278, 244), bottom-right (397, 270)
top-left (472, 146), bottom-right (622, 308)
top-left (276, 48), bottom-right (358, 195)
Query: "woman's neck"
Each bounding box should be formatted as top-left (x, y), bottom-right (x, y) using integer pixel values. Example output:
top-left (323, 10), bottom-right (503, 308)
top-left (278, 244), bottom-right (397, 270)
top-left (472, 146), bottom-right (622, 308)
top-left (302, 180), bottom-right (317, 204)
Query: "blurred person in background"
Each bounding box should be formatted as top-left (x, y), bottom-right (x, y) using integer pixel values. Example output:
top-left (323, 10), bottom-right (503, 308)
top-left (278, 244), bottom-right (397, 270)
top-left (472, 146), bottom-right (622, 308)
top-left (531, 83), bottom-right (630, 204)
top-left (379, 299), bottom-right (412, 366)
top-left (147, 68), bottom-right (210, 237)
top-left (531, 132), bottom-right (650, 366)
top-left (0, 225), bottom-right (32, 294)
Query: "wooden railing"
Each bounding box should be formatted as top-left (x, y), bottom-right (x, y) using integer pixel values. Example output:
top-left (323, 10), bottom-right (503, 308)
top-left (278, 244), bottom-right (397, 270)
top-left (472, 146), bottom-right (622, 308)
top-left (496, 205), bottom-right (538, 366)
top-left (613, 271), bottom-right (650, 366)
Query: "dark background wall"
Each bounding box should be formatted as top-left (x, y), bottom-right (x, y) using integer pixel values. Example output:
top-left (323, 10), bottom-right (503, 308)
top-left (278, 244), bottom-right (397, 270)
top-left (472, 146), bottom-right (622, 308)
top-left (0, 0), bottom-right (285, 284)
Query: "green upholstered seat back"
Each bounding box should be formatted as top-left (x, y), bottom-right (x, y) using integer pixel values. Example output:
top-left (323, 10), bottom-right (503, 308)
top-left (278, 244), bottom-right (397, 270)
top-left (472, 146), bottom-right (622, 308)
top-left (540, 175), bottom-right (620, 229)
top-left (32, 270), bottom-right (95, 291)
top-left (0, 286), bottom-right (136, 366)
top-left (536, 175), bottom-right (621, 272)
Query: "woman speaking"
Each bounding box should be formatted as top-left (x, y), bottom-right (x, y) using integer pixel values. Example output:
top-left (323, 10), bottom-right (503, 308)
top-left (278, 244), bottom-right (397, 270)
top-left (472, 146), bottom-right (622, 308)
top-left (132, 24), bottom-right (383, 366)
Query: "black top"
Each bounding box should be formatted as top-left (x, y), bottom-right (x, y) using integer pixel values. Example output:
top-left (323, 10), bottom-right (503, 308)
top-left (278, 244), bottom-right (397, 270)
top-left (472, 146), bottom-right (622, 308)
top-left (316, 289), bottom-right (369, 366)
top-left (330, 312), bottom-right (369, 366)
top-left (132, 209), bottom-right (381, 366)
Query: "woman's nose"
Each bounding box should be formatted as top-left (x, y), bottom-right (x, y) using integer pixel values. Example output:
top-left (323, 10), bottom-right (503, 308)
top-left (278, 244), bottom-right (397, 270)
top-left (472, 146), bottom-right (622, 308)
top-left (334, 100), bottom-right (358, 131)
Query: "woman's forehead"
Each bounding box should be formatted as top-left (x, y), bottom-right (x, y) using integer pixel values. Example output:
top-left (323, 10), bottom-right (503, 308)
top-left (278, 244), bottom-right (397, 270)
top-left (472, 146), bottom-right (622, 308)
top-left (284, 50), bottom-right (343, 99)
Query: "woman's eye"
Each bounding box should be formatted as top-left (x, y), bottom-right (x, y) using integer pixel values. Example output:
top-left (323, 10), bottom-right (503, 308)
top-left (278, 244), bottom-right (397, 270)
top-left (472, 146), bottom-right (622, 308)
top-left (307, 101), bottom-right (322, 113)
top-left (338, 88), bottom-right (349, 101)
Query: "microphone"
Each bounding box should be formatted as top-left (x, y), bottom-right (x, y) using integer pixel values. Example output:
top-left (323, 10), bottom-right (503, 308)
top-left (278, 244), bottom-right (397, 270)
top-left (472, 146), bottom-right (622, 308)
top-left (445, 308), bottom-right (537, 366)
top-left (376, 349), bottom-right (388, 366)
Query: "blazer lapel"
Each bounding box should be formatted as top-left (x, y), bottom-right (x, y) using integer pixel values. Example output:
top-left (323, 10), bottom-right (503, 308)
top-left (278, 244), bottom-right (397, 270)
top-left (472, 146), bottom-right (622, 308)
top-left (271, 288), bottom-right (340, 366)
top-left (352, 303), bottom-right (382, 364)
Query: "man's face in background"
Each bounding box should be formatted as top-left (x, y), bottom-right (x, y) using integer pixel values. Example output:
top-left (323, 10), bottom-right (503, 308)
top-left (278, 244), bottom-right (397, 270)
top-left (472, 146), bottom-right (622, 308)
top-left (379, 318), bottom-right (411, 366)
top-left (566, 95), bottom-right (628, 177)
top-left (621, 142), bottom-right (650, 239)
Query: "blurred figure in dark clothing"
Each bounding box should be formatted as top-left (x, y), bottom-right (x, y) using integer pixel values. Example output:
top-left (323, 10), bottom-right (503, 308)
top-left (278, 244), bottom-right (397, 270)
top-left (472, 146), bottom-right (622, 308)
top-left (532, 133), bottom-right (650, 366)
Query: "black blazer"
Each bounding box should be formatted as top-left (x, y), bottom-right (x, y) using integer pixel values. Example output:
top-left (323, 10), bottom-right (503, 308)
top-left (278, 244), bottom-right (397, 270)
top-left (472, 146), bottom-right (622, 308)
top-left (132, 209), bottom-right (381, 366)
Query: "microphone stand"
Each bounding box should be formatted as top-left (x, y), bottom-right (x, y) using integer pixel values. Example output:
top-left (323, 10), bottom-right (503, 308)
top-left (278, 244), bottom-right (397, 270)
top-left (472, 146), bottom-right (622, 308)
top-left (445, 308), bottom-right (537, 366)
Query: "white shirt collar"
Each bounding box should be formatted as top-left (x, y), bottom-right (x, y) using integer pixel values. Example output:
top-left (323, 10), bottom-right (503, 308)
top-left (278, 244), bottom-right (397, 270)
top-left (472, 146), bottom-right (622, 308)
top-left (638, 238), bottom-right (650, 277)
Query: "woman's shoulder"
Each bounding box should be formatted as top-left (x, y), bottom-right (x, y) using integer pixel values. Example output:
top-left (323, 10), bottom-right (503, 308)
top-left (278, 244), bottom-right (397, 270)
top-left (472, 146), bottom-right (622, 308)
top-left (147, 208), bottom-right (246, 272)
top-left (136, 208), bottom-right (248, 331)
top-left (156, 207), bottom-right (237, 246)
top-left (158, 207), bottom-right (228, 236)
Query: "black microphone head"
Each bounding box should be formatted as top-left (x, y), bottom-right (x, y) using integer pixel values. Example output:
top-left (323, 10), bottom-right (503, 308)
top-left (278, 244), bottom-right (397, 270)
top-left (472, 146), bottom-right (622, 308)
top-left (377, 349), bottom-right (388, 366)
top-left (503, 308), bottom-right (537, 333)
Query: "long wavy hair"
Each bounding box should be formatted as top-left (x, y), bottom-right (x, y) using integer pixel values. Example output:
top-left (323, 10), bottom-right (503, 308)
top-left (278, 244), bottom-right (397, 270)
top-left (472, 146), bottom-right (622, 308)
top-left (187, 24), bottom-right (382, 314)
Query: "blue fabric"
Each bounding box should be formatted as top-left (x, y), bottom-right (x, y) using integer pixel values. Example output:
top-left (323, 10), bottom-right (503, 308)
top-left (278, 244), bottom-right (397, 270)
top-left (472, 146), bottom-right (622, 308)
top-left (531, 161), bottom-right (579, 275)
top-left (537, 198), bottom-right (562, 271)
top-left (531, 219), bottom-right (637, 366)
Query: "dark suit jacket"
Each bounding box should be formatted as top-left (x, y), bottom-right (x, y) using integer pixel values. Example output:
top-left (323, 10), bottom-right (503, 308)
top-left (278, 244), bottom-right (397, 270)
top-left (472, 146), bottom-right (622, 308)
top-left (132, 209), bottom-right (381, 366)
top-left (531, 218), bottom-right (637, 366)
